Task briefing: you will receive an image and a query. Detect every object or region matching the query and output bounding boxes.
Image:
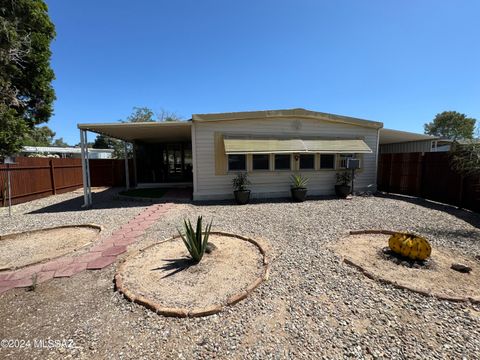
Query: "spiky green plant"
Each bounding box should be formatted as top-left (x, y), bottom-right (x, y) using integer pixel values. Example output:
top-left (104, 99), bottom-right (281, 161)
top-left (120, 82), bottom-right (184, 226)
top-left (177, 216), bottom-right (213, 263)
top-left (291, 173), bottom-right (309, 189)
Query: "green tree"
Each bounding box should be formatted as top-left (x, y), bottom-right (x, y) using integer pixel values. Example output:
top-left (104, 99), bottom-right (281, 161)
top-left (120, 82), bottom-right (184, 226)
top-left (92, 134), bottom-right (116, 149)
top-left (424, 111), bottom-right (476, 141)
top-left (158, 108), bottom-right (182, 122)
top-left (0, 0), bottom-right (56, 157)
top-left (450, 141), bottom-right (480, 176)
top-left (52, 137), bottom-right (69, 147)
top-left (123, 107), bottom-right (155, 123)
top-left (23, 125), bottom-right (55, 146)
top-left (121, 106), bottom-right (182, 123)
top-left (92, 134), bottom-right (127, 158)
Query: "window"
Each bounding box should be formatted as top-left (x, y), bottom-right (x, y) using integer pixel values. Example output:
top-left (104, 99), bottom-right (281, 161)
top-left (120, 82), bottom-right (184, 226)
top-left (228, 154), bottom-right (246, 171)
top-left (299, 154), bottom-right (315, 169)
top-left (252, 154), bottom-right (269, 170)
top-left (339, 154), bottom-right (357, 169)
top-left (274, 154), bottom-right (291, 170)
top-left (320, 154), bottom-right (335, 169)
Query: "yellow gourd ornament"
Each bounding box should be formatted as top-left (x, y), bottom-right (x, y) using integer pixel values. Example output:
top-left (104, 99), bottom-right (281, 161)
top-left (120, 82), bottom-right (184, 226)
top-left (388, 233), bottom-right (431, 261)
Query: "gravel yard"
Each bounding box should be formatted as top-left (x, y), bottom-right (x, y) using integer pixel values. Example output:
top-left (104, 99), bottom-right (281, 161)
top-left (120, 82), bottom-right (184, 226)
top-left (0, 191), bottom-right (479, 359)
top-left (0, 188), bottom-right (149, 239)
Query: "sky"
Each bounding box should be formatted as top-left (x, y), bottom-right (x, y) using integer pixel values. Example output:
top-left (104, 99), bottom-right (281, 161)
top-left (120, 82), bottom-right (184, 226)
top-left (45, 0), bottom-right (480, 145)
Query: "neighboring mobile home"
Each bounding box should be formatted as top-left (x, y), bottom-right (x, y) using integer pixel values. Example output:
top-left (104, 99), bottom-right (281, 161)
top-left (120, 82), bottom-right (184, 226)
top-left (379, 128), bottom-right (441, 154)
top-left (20, 146), bottom-right (114, 159)
top-left (78, 108), bottom-right (383, 203)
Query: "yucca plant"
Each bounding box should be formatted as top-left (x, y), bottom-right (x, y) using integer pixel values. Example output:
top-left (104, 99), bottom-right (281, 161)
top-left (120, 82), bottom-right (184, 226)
top-left (291, 173), bottom-right (309, 189)
top-left (177, 216), bottom-right (213, 263)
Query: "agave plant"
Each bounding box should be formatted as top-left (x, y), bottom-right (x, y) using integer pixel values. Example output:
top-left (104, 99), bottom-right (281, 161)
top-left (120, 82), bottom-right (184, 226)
top-left (291, 173), bottom-right (309, 189)
top-left (177, 216), bottom-right (213, 263)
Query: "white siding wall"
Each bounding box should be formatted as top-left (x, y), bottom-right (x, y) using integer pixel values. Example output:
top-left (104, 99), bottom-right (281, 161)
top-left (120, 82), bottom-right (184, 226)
top-left (193, 118), bottom-right (379, 200)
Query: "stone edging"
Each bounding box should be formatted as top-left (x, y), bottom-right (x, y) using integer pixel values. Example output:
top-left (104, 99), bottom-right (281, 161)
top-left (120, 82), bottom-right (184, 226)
top-left (115, 231), bottom-right (270, 317)
top-left (0, 203), bottom-right (173, 295)
top-left (343, 229), bottom-right (480, 305)
top-left (0, 224), bottom-right (103, 272)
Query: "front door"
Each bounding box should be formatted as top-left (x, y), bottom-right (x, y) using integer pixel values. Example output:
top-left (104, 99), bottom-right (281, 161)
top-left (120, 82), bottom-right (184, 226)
top-left (165, 144), bottom-right (183, 182)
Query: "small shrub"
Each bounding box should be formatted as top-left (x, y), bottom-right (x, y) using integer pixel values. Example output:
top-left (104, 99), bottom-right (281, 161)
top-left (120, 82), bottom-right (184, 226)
top-left (177, 216), bottom-right (213, 263)
top-left (291, 173), bottom-right (308, 189)
top-left (336, 171), bottom-right (352, 186)
top-left (232, 172), bottom-right (251, 192)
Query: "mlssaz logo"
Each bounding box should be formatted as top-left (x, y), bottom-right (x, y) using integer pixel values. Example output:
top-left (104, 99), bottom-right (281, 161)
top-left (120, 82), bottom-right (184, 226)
top-left (34, 339), bottom-right (75, 349)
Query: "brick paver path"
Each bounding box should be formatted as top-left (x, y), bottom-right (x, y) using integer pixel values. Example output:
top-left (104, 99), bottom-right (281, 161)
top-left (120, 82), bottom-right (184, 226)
top-left (0, 203), bottom-right (173, 295)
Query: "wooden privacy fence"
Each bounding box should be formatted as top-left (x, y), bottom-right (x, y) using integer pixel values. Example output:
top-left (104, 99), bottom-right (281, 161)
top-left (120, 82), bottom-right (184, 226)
top-left (0, 157), bottom-right (134, 206)
top-left (89, 159), bottom-right (134, 187)
top-left (0, 157), bottom-right (83, 206)
top-left (378, 152), bottom-right (480, 213)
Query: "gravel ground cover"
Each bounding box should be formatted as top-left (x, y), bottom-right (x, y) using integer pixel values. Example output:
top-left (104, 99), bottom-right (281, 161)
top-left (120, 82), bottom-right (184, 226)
top-left (0, 188), bottom-right (149, 239)
top-left (0, 192), bottom-right (479, 359)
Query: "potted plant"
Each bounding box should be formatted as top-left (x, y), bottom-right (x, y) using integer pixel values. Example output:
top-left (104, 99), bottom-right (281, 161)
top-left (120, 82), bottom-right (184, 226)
top-left (335, 171), bottom-right (352, 198)
top-left (232, 172), bottom-right (251, 205)
top-left (291, 173), bottom-right (308, 202)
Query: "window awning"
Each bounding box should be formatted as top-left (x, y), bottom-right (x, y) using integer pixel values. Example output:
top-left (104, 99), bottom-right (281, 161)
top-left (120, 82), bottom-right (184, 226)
top-left (223, 138), bottom-right (372, 154)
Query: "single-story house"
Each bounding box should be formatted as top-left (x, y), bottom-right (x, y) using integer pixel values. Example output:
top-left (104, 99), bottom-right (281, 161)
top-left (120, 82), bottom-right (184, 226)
top-left (78, 108), bottom-right (384, 205)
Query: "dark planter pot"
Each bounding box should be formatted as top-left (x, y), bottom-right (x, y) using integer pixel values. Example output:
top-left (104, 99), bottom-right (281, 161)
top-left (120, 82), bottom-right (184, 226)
top-left (291, 187), bottom-right (308, 202)
top-left (335, 184), bottom-right (351, 198)
top-left (234, 190), bottom-right (251, 205)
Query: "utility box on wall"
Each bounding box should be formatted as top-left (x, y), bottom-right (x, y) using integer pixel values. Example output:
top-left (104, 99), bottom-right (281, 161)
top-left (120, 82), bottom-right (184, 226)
top-left (346, 158), bottom-right (360, 169)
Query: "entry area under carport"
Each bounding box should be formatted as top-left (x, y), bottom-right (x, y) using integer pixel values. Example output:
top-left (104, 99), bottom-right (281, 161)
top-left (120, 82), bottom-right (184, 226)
top-left (77, 121), bottom-right (192, 207)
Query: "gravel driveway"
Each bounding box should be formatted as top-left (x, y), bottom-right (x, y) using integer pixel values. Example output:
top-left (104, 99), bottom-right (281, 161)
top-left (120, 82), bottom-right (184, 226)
top-left (0, 191), bottom-right (479, 359)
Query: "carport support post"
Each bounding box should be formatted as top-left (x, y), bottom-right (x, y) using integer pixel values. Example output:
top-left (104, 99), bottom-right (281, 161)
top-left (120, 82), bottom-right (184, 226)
top-left (80, 129), bottom-right (92, 208)
top-left (124, 141), bottom-right (130, 190)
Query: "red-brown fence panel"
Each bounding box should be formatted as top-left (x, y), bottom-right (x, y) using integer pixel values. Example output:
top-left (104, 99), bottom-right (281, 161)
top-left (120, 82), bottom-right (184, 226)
top-left (0, 157), bottom-right (134, 207)
top-left (378, 152), bottom-right (479, 213)
top-left (0, 157), bottom-right (83, 206)
top-left (89, 159), bottom-right (133, 187)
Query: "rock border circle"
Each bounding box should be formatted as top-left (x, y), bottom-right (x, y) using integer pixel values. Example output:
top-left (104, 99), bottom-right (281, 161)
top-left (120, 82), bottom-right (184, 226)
top-left (0, 224), bottom-right (103, 272)
top-left (115, 231), bottom-right (270, 317)
top-left (339, 230), bottom-right (480, 304)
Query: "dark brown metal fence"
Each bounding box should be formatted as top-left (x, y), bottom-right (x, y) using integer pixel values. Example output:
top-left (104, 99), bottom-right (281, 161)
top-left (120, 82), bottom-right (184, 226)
top-left (0, 157), bottom-right (134, 206)
top-left (378, 152), bottom-right (480, 213)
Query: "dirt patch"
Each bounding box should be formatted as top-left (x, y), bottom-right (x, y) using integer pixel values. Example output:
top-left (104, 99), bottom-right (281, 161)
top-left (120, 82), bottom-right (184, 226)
top-left (0, 225), bottom-right (101, 271)
top-left (333, 233), bottom-right (480, 303)
top-left (117, 233), bottom-right (267, 314)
